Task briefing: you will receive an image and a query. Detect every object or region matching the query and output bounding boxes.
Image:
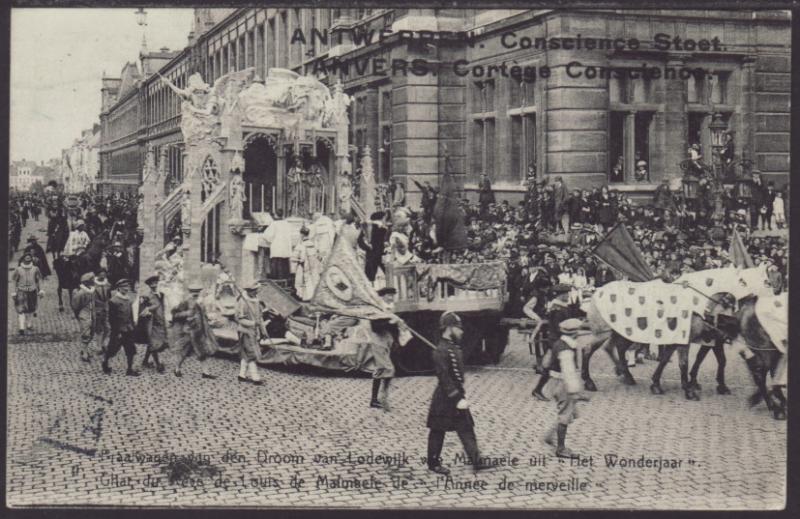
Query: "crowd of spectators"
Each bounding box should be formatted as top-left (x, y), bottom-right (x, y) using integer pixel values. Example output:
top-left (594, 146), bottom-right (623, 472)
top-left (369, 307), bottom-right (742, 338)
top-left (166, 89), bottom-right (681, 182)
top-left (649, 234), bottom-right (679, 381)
top-left (378, 174), bottom-right (788, 322)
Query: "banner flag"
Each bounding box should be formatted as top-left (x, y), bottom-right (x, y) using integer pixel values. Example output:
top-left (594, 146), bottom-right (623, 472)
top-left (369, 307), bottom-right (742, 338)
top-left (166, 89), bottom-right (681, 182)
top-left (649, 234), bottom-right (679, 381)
top-left (592, 223), bottom-right (654, 282)
top-left (729, 228), bottom-right (755, 269)
top-left (308, 235), bottom-right (391, 320)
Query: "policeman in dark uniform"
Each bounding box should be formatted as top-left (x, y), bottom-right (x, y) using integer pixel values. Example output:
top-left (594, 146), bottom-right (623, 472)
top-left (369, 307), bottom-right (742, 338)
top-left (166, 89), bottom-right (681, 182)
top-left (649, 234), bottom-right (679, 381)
top-left (426, 311), bottom-right (491, 475)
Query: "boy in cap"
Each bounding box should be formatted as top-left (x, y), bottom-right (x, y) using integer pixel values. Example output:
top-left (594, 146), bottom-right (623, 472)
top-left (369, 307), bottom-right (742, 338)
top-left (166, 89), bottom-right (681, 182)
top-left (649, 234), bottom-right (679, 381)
top-left (139, 275), bottom-right (168, 373)
top-left (12, 252), bottom-right (44, 335)
top-left (172, 282), bottom-right (219, 379)
top-left (236, 280), bottom-right (265, 385)
top-left (72, 272), bottom-right (96, 362)
top-left (102, 279), bottom-right (140, 376)
top-left (426, 311), bottom-right (491, 475)
top-left (543, 318), bottom-right (588, 458)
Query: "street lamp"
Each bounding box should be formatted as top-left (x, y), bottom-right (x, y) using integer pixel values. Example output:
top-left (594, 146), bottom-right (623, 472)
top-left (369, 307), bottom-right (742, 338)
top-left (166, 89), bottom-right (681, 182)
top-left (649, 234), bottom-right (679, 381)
top-left (735, 158), bottom-right (754, 201)
top-left (135, 7), bottom-right (148, 27)
top-left (135, 8), bottom-right (148, 53)
top-left (708, 112), bottom-right (728, 178)
top-left (682, 171), bottom-right (700, 201)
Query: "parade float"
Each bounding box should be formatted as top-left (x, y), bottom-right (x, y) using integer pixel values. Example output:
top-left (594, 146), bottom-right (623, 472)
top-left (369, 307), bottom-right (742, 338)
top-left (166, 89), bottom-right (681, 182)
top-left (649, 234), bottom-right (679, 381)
top-left (139, 67), bottom-right (508, 376)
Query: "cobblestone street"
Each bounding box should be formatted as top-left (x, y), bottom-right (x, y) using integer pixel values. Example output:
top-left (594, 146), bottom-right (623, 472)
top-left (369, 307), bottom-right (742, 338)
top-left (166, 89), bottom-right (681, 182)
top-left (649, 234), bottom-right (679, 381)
top-left (6, 220), bottom-right (786, 510)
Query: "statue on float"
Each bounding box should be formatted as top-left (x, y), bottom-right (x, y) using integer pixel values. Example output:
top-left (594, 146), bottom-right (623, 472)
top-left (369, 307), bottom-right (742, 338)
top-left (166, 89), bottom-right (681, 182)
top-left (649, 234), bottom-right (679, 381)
top-left (180, 189), bottom-right (192, 234)
top-left (287, 157), bottom-right (306, 216)
top-left (159, 73), bottom-right (219, 147)
top-left (323, 82), bottom-right (351, 128)
top-left (229, 151), bottom-right (247, 221)
top-left (237, 69), bottom-right (352, 131)
top-left (160, 69), bottom-right (255, 148)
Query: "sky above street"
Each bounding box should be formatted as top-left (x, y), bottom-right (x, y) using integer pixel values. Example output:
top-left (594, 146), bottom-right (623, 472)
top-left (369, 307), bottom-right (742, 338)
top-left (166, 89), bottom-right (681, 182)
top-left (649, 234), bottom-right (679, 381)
top-left (10, 8), bottom-right (194, 164)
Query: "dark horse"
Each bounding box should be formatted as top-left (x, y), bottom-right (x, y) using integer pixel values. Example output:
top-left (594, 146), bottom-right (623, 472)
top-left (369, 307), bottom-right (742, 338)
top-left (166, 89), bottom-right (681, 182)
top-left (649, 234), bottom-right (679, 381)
top-left (46, 208), bottom-right (69, 260)
top-left (686, 268), bottom-right (785, 395)
top-left (52, 233), bottom-right (110, 312)
top-left (736, 296), bottom-right (786, 421)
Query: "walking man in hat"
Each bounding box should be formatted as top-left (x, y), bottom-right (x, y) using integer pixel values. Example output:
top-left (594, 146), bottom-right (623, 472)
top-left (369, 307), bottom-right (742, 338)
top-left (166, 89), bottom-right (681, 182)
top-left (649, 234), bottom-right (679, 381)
top-left (93, 268), bottom-right (112, 355)
top-left (172, 282), bottom-right (219, 379)
top-left (102, 279), bottom-right (140, 376)
top-left (236, 280), bottom-right (266, 385)
top-left (139, 275), bottom-right (168, 373)
top-left (426, 311), bottom-right (491, 475)
top-left (543, 318), bottom-right (588, 458)
top-left (369, 287), bottom-right (402, 410)
top-left (72, 272), bottom-right (96, 362)
top-left (12, 252), bottom-right (43, 335)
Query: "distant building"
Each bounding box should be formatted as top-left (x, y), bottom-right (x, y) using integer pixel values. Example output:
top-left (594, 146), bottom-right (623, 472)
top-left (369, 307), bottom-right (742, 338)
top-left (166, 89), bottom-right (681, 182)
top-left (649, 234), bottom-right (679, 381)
top-left (62, 124), bottom-right (102, 193)
top-left (10, 159), bottom-right (42, 191)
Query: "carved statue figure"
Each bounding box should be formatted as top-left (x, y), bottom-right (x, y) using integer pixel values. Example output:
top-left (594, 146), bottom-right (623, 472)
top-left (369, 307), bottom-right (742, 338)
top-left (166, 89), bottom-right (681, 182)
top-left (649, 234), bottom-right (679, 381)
top-left (323, 82), bottom-right (352, 128)
top-left (229, 172), bottom-right (246, 219)
top-left (181, 189), bottom-right (192, 232)
top-left (287, 157), bottom-right (306, 216)
top-left (307, 163), bottom-right (326, 215)
top-left (160, 73), bottom-right (219, 146)
top-left (142, 143), bottom-right (157, 184)
top-left (338, 173), bottom-right (353, 215)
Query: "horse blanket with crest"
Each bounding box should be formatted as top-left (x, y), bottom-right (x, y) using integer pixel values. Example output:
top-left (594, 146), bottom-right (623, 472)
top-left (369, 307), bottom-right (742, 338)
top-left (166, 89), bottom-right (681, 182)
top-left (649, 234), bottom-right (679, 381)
top-left (755, 292), bottom-right (787, 354)
top-left (592, 280), bottom-right (707, 345)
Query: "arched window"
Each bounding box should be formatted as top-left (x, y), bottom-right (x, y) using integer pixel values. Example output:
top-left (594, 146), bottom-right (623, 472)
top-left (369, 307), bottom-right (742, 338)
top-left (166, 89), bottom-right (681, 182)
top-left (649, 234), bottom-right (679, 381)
top-left (200, 200), bottom-right (224, 263)
top-left (200, 156), bottom-right (221, 203)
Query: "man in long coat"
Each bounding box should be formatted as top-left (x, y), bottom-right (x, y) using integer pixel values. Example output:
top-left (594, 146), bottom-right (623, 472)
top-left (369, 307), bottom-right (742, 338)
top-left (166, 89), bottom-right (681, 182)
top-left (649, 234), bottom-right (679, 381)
top-left (478, 174), bottom-right (495, 217)
top-left (72, 273), bottom-right (96, 362)
top-left (93, 268), bottom-right (112, 355)
top-left (139, 275), bottom-right (168, 373)
top-left (172, 282), bottom-right (219, 379)
top-left (426, 311), bottom-right (491, 475)
top-left (358, 212), bottom-right (390, 282)
top-left (102, 279), bottom-right (140, 376)
top-left (12, 252), bottom-right (43, 334)
top-left (236, 281), bottom-right (265, 385)
top-left (291, 226), bottom-right (322, 301)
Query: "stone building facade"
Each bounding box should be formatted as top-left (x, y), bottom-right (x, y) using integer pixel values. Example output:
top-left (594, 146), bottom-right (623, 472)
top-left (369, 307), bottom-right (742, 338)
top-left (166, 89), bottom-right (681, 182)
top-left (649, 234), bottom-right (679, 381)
top-left (61, 124), bottom-right (101, 193)
top-left (99, 8), bottom-right (790, 204)
top-left (9, 160), bottom-right (41, 192)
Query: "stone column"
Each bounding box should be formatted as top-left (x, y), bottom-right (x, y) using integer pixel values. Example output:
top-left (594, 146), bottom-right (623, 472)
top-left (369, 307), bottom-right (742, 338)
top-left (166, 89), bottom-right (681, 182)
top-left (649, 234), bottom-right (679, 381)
top-left (217, 150), bottom-right (242, 283)
top-left (185, 149), bottom-right (205, 285)
top-left (739, 55), bottom-right (757, 165)
top-left (662, 54), bottom-right (688, 183)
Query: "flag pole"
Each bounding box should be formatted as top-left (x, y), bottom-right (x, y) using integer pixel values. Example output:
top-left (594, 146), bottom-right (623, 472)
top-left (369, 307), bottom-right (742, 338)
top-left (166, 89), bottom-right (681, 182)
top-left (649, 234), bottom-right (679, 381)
top-left (317, 308), bottom-right (438, 350)
top-left (671, 281), bottom-right (726, 307)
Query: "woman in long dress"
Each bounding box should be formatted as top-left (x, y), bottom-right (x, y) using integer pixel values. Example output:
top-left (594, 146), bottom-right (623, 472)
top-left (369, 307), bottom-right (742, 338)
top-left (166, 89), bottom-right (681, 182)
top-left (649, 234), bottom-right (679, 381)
top-left (291, 226), bottom-right (322, 301)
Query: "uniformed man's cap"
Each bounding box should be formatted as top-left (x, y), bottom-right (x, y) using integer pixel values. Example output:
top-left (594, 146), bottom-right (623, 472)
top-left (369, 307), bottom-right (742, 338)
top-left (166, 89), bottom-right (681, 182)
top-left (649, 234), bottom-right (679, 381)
top-left (114, 279), bottom-right (131, 290)
top-left (559, 318), bottom-right (584, 335)
top-left (144, 275), bottom-right (159, 286)
top-left (377, 287), bottom-right (397, 297)
top-left (80, 272), bottom-right (95, 284)
top-left (187, 282), bottom-right (204, 292)
top-left (439, 311), bottom-right (462, 330)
